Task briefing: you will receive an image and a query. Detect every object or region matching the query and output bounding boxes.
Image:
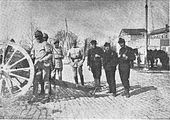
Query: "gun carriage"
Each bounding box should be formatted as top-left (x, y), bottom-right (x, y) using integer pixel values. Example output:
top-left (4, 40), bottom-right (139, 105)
top-left (0, 42), bottom-right (34, 98)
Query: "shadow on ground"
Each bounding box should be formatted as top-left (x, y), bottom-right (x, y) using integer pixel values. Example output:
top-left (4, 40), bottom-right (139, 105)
top-left (130, 86), bottom-right (157, 96)
top-left (12, 80), bottom-right (157, 105)
top-left (116, 84), bottom-right (157, 97)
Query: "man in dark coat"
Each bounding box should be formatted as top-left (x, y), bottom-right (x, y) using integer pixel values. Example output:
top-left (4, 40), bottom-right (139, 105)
top-left (87, 40), bottom-right (104, 89)
top-left (118, 38), bottom-right (135, 98)
top-left (103, 42), bottom-right (118, 97)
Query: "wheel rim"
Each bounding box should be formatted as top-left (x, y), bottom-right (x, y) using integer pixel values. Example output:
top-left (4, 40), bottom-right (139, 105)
top-left (0, 43), bottom-right (34, 98)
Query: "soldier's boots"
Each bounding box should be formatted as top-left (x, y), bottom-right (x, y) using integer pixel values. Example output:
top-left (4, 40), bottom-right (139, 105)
top-left (80, 76), bottom-right (84, 86)
top-left (121, 89), bottom-right (130, 98)
top-left (113, 93), bottom-right (117, 97)
top-left (41, 95), bottom-right (50, 104)
top-left (107, 90), bottom-right (117, 97)
top-left (74, 76), bottom-right (78, 84)
top-left (125, 90), bottom-right (130, 98)
top-left (28, 95), bottom-right (37, 104)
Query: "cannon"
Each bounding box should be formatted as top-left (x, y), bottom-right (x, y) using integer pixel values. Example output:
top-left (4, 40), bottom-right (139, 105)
top-left (0, 42), bottom-right (34, 98)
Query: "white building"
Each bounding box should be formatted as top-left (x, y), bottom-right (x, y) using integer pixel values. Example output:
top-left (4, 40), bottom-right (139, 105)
top-left (149, 24), bottom-right (170, 64)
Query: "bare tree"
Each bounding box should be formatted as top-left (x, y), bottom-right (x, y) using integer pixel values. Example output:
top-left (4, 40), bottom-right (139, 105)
top-left (19, 17), bottom-right (38, 53)
top-left (54, 30), bottom-right (78, 56)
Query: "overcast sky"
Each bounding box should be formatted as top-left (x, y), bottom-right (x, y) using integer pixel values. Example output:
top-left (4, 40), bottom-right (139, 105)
top-left (0, 0), bottom-right (169, 44)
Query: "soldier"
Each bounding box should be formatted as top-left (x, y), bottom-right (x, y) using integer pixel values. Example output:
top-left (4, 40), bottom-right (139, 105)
top-left (29, 30), bottom-right (52, 103)
top-left (118, 38), bottom-right (135, 98)
top-left (52, 39), bottom-right (64, 81)
top-left (87, 40), bottom-right (104, 89)
top-left (103, 42), bottom-right (118, 97)
top-left (67, 39), bottom-right (85, 87)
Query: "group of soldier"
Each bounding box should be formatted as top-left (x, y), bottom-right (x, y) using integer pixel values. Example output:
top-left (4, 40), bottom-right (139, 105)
top-left (29, 30), bottom-right (135, 103)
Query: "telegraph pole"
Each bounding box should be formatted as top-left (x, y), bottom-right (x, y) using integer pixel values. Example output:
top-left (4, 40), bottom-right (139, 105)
top-left (65, 18), bottom-right (70, 50)
top-left (144, 0), bottom-right (149, 69)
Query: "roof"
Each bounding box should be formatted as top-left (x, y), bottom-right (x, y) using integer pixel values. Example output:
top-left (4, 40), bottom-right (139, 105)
top-left (119, 29), bottom-right (146, 36)
top-left (149, 26), bottom-right (169, 35)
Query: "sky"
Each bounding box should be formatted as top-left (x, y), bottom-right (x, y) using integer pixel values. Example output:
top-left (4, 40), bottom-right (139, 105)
top-left (0, 0), bottom-right (169, 45)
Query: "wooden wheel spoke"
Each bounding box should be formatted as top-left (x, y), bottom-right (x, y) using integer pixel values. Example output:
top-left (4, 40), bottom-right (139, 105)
top-left (9, 78), bottom-right (22, 90)
top-left (9, 57), bottom-right (26, 68)
top-left (5, 49), bottom-right (17, 66)
top-left (0, 43), bottom-right (34, 97)
top-left (2, 47), bottom-right (6, 65)
top-left (9, 67), bottom-right (30, 72)
top-left (4, 78), bottom-right (13, 96)
top-left (9, 72), bottom-right (29, 81)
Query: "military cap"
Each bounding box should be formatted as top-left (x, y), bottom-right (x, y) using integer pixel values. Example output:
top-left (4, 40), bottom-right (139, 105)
top-left (10, 39), bottom-right (15, 43)
top-left (90, 40), bottom-right (97, 44)
top-left (43, 33), bottom-right (48, 39)
top-left (118, 38), bottom-right (125, 43)
top-left (104, 42), bottom-right (110, 47)
top-left (34, 30), bottom-right (43, 38)
top-left (53, 38), bottom-right (60, 44)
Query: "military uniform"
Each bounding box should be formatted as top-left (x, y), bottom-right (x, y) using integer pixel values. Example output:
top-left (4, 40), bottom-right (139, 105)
top-left (53, 45), bottom-right (64, 80)
top-left (67, 46), bottom-right (84, 85)
top-left (87, 43), bottom-right (104, 88)
top-left (103, 43), bottom-right (118, 95)
top-left (118, 43), bottom-right (135, 97)
top-left (31, 36), bottom-right (52, 98)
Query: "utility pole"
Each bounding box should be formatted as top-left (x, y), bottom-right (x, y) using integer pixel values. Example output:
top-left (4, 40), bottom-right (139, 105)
top-left (150, 2), bottom-right (154, 31)
top-left (65, 18), bottom-right (70, 50)
top-left (144, 0), bottom-right (149, 69)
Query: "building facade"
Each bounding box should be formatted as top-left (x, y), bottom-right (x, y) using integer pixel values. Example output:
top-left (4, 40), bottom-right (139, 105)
top-left (149, 24), bottom-right (170, 64)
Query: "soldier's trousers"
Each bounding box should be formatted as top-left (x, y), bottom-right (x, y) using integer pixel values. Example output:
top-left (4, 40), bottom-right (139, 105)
top-left (33, 64), bottom-right (51, 96)
top-left (72, 66), bottom-right (84, 85)
top-left (105, 66), bottom-right (116, 93)
top-left (54, 68), bottom-right (62, 81)
top-left (118, 64), bottom-right (130, 91)
top-left (91, 65), bottom-right (102, 87)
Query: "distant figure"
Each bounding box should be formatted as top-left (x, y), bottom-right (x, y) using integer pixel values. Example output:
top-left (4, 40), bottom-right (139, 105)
top-left (156, 50), bottom-right (169, 69)
top-left (67, 39), bottom-right (85, 86)
top-left (52, 39), bottom-right (64, 81)
top-left (87, 40), bottom-right (104, 89)
top-left (103, 42), bottom-right (118, 97)
top-left (118, 38), bottom-right (135, 98)
top-left (147, 50), bottom-right (154, 68)
top-left (153, 49), bottom-right (158, 67)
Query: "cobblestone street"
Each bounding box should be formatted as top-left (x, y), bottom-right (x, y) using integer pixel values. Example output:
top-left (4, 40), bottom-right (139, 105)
top-left (0, 64), bottom-right (170, 119)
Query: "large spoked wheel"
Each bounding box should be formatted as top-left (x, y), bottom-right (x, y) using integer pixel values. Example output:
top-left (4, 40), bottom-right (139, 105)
top-left (0, 43), bottom-right (34, 98)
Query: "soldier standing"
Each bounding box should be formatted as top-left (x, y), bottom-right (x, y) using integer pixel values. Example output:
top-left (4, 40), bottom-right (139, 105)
top-left (103, 42), bottom-right (118, 97)
top-left (87, 40), bottom-right (104, 89)
top-left (67, 39), bottom-right (85, 86)
top-left (118, 38), bottom-right (135, 98)
top-left (52, 39), bottom-right (64, 81)
top-left (29, 30), bottom-right (52, 103)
